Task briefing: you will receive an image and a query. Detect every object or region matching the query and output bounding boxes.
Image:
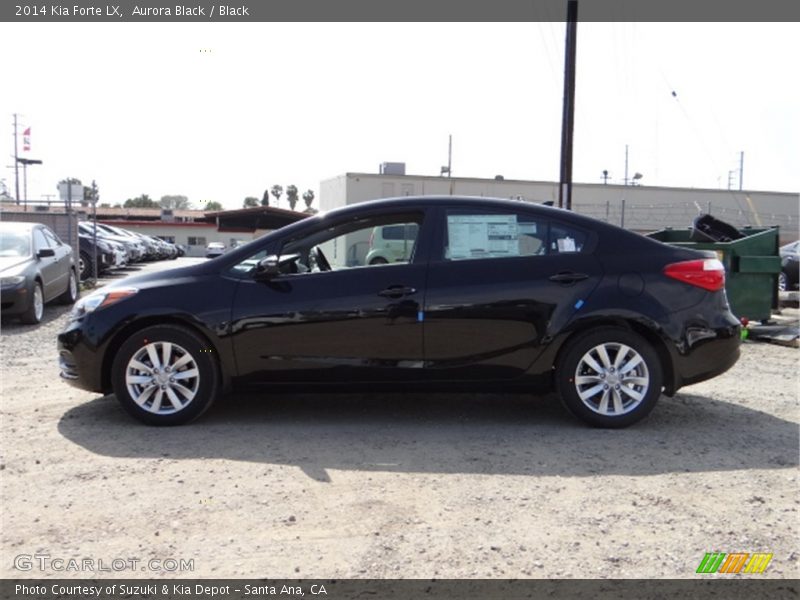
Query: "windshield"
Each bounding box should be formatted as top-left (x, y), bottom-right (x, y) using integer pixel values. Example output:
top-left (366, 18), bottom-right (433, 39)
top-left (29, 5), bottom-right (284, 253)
top-left (0, 231), bottom-right (32, 257)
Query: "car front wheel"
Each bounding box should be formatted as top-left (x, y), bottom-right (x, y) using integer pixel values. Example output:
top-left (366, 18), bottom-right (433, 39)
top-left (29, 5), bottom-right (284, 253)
top-left (111, 325), bottom-right (219, 425)
top-left (555, 327), bottom-right (663, 428)
top-left (20, 281), bottom-right (44, 325)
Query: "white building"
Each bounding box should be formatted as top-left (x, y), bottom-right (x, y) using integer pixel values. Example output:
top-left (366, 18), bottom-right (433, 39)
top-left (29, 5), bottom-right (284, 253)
top-left (320, 170), bottom-right (798, 266)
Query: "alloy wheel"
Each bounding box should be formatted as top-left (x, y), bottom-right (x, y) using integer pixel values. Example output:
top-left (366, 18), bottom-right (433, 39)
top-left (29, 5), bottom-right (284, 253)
top-left (125, 341), bottom-right (200, 415)
top-left (33, 285), bottom-right (44, 321)
top-left (573, 342), bottom-right (650, 416)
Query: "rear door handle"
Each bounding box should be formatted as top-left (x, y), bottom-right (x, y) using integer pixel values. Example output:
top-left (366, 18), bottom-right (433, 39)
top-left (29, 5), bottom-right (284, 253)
top-left (549, 271), bottom-right (589, 284)
top-left (378, 285), bottom-right (417, 298)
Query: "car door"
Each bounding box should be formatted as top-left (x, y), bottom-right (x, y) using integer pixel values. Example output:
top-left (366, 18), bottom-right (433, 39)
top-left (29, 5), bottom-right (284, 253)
top-left (422, 205), bottom-right (602, 381)
top-left (31, 227), bottom-right (61, 301)
top-left (42, 227), bottom-right (71, 294)
top-left (229, 208), bottom-right (433, 385)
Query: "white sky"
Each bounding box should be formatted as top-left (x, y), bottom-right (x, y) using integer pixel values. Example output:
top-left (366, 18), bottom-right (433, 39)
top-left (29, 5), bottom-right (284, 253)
top-left (0, 22), bottom-right (797, 210)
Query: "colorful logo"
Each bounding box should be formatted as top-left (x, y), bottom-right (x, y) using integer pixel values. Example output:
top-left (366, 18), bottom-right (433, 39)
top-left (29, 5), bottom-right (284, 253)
top-left (696, 552), bottom-right (773, 574)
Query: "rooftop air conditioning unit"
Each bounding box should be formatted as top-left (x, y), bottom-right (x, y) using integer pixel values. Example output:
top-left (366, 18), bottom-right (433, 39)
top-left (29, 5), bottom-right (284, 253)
top-left (380, 162), bottom-right (406, 176)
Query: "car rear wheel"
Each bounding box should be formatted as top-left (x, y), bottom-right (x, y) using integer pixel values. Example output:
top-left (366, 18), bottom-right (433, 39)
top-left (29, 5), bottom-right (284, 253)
top-left (556, 327), bottom-right (663, 428)
top-left (20, 281), bottom-right (44, 325)
top-left (778, 271), bottom-right (788, 292)
top-left (58, 270), bottom-right (79, 305)
top-left (79, 251), bottom-right (94, 280)
top-left (111, 325), bottom-right (219, 425)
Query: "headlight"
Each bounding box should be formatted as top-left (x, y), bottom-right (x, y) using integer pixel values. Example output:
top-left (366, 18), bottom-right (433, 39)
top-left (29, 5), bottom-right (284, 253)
top-left (0, 276), bottom-right (25, 286)
top-left (70, 287), bottom-right (138, 319)
top-left (96, 240), bottom-right (111, 252)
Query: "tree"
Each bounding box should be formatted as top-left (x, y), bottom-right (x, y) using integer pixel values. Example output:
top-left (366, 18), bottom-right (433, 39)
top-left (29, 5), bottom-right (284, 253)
top-left (270, 185), bottom-right (283, 207)
top-left (302, 190), bottom-right (316, 213)
top-left (82, 181), bottom-right (99, 207)
top-left (204, 201), bottom-right (223, 211)
top-left (261, 189), bottom-right (270, 206)
top-left (286, 185), bottom-right (299, 210)
top-left (160, 195), bottom-right (191, 210)
top-left (243, 196), bottom-right (259, 208)
top-left (124, 194), bottom-right (158, 208)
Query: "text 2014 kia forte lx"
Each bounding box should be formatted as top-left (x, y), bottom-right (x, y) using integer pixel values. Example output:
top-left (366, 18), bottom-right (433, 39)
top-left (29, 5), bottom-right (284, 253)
top-left (58, 197), bottom-right (740, 427)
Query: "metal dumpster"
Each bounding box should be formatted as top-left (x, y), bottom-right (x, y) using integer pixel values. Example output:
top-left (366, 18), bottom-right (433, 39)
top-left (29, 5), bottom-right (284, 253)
top-left (647, 224), bottom-right (781, 322)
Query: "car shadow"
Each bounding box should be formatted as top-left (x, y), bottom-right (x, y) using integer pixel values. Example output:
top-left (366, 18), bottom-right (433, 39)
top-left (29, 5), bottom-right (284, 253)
top-left (57, 391), bottom-right (798, 481)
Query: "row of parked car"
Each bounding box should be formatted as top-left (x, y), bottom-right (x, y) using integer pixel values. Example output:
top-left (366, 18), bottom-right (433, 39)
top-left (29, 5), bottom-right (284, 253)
top-left (77, 221), bottom-right (184, 280)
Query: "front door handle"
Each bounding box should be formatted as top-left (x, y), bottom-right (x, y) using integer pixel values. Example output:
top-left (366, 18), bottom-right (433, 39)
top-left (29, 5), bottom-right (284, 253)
top-left (549, 271), bottom-right (589, 284)
top-left (378, 285), bottom-right (417, 299)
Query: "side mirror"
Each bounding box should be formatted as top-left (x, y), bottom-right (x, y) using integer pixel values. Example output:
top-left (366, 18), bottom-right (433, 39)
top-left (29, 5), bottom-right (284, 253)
top-left (253, 255), bottom-right (281, 280)
top-left (37, 248), bottom-right (56, 259)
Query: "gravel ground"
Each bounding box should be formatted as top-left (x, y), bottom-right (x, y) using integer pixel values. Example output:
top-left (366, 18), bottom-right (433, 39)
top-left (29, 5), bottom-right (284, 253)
top-left (1, 258), bottom-right (798, 579)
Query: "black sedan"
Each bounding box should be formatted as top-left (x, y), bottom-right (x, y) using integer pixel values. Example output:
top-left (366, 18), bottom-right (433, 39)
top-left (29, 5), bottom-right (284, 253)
top-left (58, 197), bottom-right (741, 427)
top-left (1, 221), bottom-right (79, 324)
top-left (779, 241), bottom-right (799, 292)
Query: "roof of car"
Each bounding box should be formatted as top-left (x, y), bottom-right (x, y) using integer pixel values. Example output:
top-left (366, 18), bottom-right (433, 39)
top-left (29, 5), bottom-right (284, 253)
top-left (0, 221), bottom-right (39, 231)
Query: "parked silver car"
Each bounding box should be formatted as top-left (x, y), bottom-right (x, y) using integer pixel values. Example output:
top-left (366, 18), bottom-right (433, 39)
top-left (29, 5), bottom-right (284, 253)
top-left (0, 222), bottom-right (79, 324)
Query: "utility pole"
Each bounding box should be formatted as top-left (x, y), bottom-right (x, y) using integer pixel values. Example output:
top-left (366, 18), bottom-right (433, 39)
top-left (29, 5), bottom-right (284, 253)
top-left (739, 151), bottom-right (744, 190)
top-left (624, 144), bottom-right (629, 186)
top-left (12, 113), bottom-right (20, 204)
top-left (558, 0), bottom-right (578, 210)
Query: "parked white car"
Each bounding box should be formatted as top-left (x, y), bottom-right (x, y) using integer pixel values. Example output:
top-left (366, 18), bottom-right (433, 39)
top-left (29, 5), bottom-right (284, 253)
top-left (205, 242), bottom-right (226, 258)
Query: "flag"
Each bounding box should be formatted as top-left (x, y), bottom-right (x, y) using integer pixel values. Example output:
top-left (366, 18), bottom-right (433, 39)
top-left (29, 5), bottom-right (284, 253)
top-left (22, 127), bottom-right (31, 152)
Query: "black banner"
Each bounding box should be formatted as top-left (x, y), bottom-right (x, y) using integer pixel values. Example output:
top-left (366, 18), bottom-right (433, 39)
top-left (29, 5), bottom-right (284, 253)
top-left (2, 579), bottom-right (798, 600)
top-left (2, 0), bottom-right (800, 22)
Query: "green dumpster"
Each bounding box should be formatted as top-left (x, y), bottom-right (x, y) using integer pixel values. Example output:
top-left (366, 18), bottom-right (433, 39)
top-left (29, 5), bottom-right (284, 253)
top-left (647, 225), bottom-right (781, 322)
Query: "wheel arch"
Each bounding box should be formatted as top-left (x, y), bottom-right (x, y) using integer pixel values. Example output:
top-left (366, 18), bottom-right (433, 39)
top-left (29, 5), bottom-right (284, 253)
top-left (101, 316), bottom-right (230, 393)
top-left (552, 315), bottom-right (677, 397)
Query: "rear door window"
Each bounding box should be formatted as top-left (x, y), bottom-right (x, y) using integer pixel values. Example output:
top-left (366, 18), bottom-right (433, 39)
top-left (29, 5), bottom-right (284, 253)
top-left (441, 209), bottom-right (587, 262)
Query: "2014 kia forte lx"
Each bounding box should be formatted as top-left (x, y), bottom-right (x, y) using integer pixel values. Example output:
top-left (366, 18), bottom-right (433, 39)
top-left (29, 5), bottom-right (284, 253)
top-left (58, 197), bottom-right (741, 427)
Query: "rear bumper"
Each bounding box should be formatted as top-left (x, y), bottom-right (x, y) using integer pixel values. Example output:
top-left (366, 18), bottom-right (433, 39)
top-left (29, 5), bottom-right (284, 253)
top-left (664, 308), bottom-right (741, 394)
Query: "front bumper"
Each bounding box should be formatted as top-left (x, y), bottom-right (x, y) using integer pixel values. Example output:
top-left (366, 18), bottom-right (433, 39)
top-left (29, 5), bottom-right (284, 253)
top-left (0, 282), bottom-right (30, 316)
top-left (57, 318), bottom-right (105, 392)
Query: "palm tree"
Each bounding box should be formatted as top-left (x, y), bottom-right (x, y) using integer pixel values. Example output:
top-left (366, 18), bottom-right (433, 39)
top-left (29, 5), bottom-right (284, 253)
top-left (286, 185), bottom-right (299, 210)
top-left (270, 185), bottom-right (283, 207)
top-left (302, 190), bottom-right (316, 214)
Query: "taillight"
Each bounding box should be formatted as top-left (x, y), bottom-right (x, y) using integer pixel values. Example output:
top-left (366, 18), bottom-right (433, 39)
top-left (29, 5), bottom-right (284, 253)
top-left (663, 258), bottom-right (725, 291)
top-left (368, 230), bottom-right (375, 248)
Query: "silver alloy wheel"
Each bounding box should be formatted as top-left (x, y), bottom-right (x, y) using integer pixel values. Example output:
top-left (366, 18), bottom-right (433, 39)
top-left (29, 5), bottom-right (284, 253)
top-left (125, 341), bottom-right (200, 415)
top-left (68, 272), bottom-right (77, 300)
top-left (573, 342), bottom-right (650, 416)
top-left (33, 284), bottom-right (44, 321)
top-left (778, 272), bottom-right (787, 292)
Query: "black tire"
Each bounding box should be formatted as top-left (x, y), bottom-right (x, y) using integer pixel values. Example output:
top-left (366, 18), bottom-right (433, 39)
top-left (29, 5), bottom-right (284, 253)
top-left (555, 327), bottom-right (663, 428)
top-left (20, 281), bottom-right (44, 325)
top-left (111, 324), bottom-right (219, 425)
top-left (778, 271), bottom-right (788, 293)
top-left (79, 251), bottom-right (94, 280)
top-left (369, 257), bottom-right (389, 265)
top-left (58, 269), bottom-right (79, 305)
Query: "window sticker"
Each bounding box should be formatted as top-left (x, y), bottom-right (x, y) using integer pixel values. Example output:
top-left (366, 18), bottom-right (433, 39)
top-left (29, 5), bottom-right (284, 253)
top-left (447, 214), bottom-right (519, 260)
top-left (557, 237), bottom-right (577, 253)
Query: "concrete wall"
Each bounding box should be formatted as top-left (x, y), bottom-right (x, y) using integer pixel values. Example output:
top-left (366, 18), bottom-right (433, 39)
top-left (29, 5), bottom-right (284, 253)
top-left (0, 210), bottom-right (79, 255)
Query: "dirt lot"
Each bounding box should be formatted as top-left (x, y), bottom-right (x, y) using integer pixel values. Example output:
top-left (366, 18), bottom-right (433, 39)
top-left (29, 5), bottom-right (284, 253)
top-left (1, 259), bottom-right (798, 579)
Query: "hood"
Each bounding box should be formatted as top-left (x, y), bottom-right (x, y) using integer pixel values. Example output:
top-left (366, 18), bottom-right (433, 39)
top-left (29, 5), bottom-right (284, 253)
top-left (0, 255), bottom-right (32, 274)
top-left (102, 261), bottom-right (209, 292)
